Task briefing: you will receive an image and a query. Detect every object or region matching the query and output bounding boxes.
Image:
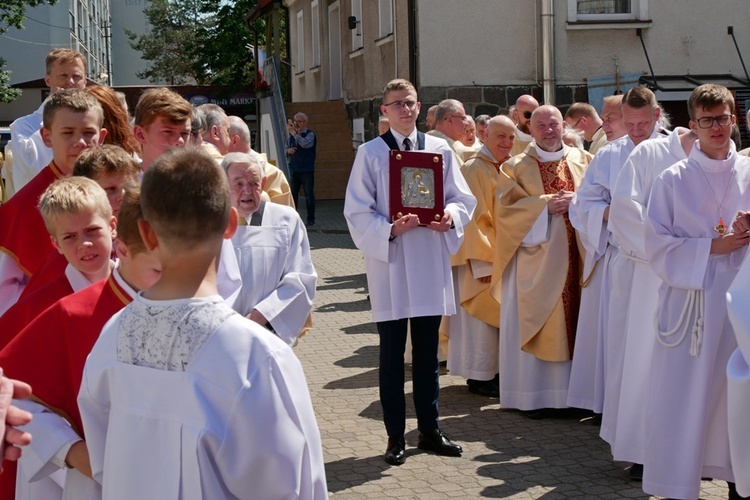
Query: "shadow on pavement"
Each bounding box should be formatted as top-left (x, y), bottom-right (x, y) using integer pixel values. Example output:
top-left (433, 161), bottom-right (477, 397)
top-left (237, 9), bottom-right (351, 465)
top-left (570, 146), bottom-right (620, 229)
top-left (333, 345), bottom-right (379, 369)
top-left (324, 455), bottom-right (391, 493)
top-left (315, 273), bottom-right (368, 291)
top-left (317, 298), bottom-right (372, 314)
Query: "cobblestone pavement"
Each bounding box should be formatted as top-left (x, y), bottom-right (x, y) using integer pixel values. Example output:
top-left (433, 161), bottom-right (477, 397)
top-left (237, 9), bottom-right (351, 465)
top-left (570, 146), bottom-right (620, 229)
top-left (294, 200), bottom-right (729, 500)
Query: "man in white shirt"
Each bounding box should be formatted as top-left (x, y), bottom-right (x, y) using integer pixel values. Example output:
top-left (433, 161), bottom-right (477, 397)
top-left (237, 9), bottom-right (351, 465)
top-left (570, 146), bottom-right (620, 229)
top-left (9, 48), bottom-right (86, 194)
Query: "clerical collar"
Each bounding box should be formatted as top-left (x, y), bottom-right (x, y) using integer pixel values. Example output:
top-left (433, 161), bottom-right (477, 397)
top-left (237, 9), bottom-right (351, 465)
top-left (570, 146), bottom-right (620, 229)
top-left (515, 127), bottom-right (533, 143)
top-left (534, 144), bottom-right (566, 162)
top-left (390, 128), bottom-right (418, 150)
top-left (693, 140), bottom-right (737, 172)
top-left (480, 144), bottom-right (497, 163)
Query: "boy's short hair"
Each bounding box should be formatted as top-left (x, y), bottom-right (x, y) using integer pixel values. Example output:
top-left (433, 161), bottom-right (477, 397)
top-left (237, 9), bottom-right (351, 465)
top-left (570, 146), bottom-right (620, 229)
top-left (141, 148), bottom-right (231, 246)
top-left (687, 84), bottom-right (735, 120)
top-left (38, 177), bottom-right (112, 235)
top-left (73, 144), bottom-right (140, 180)
top-left (45, 48), bottom-right (86, 73)
top-left (116, 183), bottom-right (146, 255)
top-left (134, 88), bottom-right (193, 129)
top-left (622, 86), bottom-right (657, 110)
top-left (42, 88), bottom-right (104, 130)
top-left (382, 79), bottom-right (417, 100)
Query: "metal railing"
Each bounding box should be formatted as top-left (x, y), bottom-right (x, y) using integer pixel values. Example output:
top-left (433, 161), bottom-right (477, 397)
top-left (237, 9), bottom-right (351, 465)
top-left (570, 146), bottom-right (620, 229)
top-left (263, 55), bottom-right (290, 178)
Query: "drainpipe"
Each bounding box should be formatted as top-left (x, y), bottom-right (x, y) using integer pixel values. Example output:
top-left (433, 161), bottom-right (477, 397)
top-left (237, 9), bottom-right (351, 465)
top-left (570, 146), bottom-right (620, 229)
top-left (540, 0), bottom-right (556, 104)
top-left (407, 0), bottom-right (418, 87)
top-left (393, 0), bottom-right (398, 79)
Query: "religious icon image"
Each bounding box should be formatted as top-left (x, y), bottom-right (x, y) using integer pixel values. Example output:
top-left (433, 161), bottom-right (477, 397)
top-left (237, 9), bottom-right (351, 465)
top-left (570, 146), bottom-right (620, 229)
top-left (401, 167), bottom-right (435, 209)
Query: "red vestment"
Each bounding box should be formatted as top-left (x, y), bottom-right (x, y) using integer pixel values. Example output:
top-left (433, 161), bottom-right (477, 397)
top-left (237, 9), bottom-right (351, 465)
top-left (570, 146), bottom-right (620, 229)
top-left (0, 273), bottom-right (132, 498)
top-left (0, 272), bottom-right (74, 351)
top-left (19, 252), bottom-right (67, 300)
top-left (0, 162), bottom-right (62, 276)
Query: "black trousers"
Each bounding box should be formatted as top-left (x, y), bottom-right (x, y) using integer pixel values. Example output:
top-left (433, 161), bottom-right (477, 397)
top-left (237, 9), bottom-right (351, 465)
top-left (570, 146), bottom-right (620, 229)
top-left (290, 170), bottom-right (315, 223)
top-left (376, 315), bottom-right (441, 438)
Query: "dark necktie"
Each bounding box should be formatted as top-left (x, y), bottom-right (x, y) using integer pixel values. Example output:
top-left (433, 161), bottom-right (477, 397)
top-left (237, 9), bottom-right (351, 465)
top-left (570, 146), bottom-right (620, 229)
top-left (403, 138), bottom-right (412, 151)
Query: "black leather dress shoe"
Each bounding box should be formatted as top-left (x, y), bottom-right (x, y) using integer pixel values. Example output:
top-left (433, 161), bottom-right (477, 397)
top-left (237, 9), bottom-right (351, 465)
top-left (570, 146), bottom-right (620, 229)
top-left (417, 429), bottom-right (462, 456)
top-left (384, 436), bottom-right (405, 465)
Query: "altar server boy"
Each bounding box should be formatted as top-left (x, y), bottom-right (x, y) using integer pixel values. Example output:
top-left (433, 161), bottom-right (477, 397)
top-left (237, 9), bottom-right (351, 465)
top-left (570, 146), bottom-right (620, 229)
top-left (79, 148), bottom-right (328, 499)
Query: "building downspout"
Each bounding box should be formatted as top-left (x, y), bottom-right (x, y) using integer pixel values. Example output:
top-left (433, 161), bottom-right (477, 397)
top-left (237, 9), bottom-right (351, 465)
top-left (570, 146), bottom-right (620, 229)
top-left (540, 0), bottom-right (556, 104)
top-left (407, 0), bottom-right (418, 87)
top-left (393, 0), bottom-right (398, 79)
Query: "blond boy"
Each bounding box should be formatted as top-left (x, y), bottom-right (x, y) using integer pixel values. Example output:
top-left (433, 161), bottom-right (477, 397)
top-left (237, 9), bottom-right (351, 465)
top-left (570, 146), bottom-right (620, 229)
top-left (0, 177), bottom-right (115, 348)
top-left (79, 148), bottom-right (327, 498)
top-left (0, 89), bottom-right (105, 315)
top-left (0, 184), bottom-right (161, 500)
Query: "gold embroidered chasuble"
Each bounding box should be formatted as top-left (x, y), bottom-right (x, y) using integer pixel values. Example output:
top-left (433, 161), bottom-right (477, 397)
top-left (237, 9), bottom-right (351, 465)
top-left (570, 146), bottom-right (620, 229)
top-left (490, 146), bottom-right (591, 361)
top-left (450, 151), bottom-right (502, 327)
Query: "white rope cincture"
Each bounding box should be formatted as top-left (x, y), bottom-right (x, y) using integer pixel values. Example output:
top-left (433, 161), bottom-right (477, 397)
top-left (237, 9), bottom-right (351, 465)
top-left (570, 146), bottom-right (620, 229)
top-left (654, 288), bottom-right (704, 358)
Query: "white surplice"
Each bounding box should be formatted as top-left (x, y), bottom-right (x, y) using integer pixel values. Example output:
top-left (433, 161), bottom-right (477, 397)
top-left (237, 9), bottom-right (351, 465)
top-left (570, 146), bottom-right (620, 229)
top-left (446, 265), bottom-right (498, 380)
top-left (567, 137), bottom-right (633, 412)
top-left (726, 254), bottom-right (750, 497)
top-left (79, 296), bottom-right (328, 500)
top-left (590, 130), bottom-right (663, 446)
top-left (642, 142), bottom-right (750, 499)
top-left (344, 134), bottom-right (476, 323)
top-left (9, 101), bottom-right (53, 193)
top-left (231, 202), bottom-right (317, 346)
top-left (606, 128), bottom-right (691, 463)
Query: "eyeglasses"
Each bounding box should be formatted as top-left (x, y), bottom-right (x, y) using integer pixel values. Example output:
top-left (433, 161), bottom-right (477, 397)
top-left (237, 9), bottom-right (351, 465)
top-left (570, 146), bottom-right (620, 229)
top-left (523, 111), bottom-right (533, 119)
top-left (569, 118), bottom-right (582, 129)
top-left (450, 114), bottom-right (468, 122)
top-left (383, 100), bottom-right (418, 110)
top-left (694, 114), bottom-right (733, 129)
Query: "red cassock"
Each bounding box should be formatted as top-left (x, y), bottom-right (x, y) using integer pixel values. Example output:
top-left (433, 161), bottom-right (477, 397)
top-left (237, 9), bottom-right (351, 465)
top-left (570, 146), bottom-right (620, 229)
top-left (0, 273), bottom-right (74, 351)
top-left (0, 162), bottom-right (63, 276)
top-left (19, 252), bottom-right (68, 300)
top-left (0, 274), bottom-right (132, 498)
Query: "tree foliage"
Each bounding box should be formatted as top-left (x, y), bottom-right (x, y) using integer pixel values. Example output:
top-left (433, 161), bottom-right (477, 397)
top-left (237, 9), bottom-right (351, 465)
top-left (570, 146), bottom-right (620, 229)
top-left (0, 0), bottom-right (57, 34)
top-left (127, 0), bottom-right (269, 87)
top-left (0, 58), bottom-right (22, 104)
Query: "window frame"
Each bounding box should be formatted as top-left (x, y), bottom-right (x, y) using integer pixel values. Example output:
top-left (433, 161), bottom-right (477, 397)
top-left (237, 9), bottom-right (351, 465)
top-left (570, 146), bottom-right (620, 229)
top-left (350, 0), bottom-right (363, 51)
top-left (568, 0), bottom-right (648, 22)
top-left (311, 0), bottom-right (321, 68)
top-left (378, 0), bottom-right (393, 39)
top-left (296, 9), bottom-right (305, 75)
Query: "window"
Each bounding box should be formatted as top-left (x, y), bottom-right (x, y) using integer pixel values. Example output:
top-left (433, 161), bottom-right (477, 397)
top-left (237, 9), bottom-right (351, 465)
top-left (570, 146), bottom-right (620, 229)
top-left (350, 0), bottom-right (363, 51)
top-left (378, 0), bottom-right (393, 38)
top-left (568, 0), bottom-right (648, 22)
top-left (311, 0), bottom-right (320, 67)
top-left (296, 10), bottom-right (305, 74)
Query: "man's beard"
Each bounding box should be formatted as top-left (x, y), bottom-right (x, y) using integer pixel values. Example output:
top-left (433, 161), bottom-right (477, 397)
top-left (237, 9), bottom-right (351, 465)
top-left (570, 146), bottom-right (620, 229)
top-left (518, 121), bottom-right (530, 134)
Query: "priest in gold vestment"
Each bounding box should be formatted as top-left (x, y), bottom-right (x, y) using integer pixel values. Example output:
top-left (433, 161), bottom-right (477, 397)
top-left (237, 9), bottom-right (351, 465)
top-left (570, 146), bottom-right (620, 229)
top-left (447, 116), bottom-right (516, 397)
top-left (491, 105), bottom-right (592, 412)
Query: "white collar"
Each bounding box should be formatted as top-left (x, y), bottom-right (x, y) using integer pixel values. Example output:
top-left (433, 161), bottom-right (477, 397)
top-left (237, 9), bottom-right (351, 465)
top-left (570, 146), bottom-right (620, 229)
top-left (389, 128), bottom-right (418, 150)
top-left (534, 144), bottom-right (566, 162)
top-left (692, 140), bottom-right (737, 173)
top-left (65, 263), bottom-right (95, 292)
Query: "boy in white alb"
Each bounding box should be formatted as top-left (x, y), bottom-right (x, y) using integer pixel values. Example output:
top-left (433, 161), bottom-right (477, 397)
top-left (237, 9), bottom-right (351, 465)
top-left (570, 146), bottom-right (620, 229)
top-left (79, 148), bottom-right (328, 499)
top-left (643, 84), bottom-right (750, 499)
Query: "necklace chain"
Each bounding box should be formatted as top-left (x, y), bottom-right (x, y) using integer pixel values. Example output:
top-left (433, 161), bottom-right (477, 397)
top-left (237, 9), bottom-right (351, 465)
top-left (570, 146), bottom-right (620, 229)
top-left (696, 165), bottom-right (735, 236)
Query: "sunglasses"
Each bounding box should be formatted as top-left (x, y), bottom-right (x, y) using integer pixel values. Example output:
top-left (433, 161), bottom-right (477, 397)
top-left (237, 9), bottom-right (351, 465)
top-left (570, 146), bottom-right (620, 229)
top-left (523, 111), bottom-right (533, 119)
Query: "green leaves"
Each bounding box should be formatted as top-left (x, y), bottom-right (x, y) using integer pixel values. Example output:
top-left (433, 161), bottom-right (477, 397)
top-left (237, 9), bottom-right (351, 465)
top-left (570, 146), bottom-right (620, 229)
top-left (0, 0), bottom-right (57, 35)
top-left (127, 0), bottom-right (273, 87)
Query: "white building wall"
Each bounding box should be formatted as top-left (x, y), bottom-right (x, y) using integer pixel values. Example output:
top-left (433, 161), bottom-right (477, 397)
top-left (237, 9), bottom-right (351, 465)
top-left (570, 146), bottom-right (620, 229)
top-left (110, 0), bottom-right (160, 85)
